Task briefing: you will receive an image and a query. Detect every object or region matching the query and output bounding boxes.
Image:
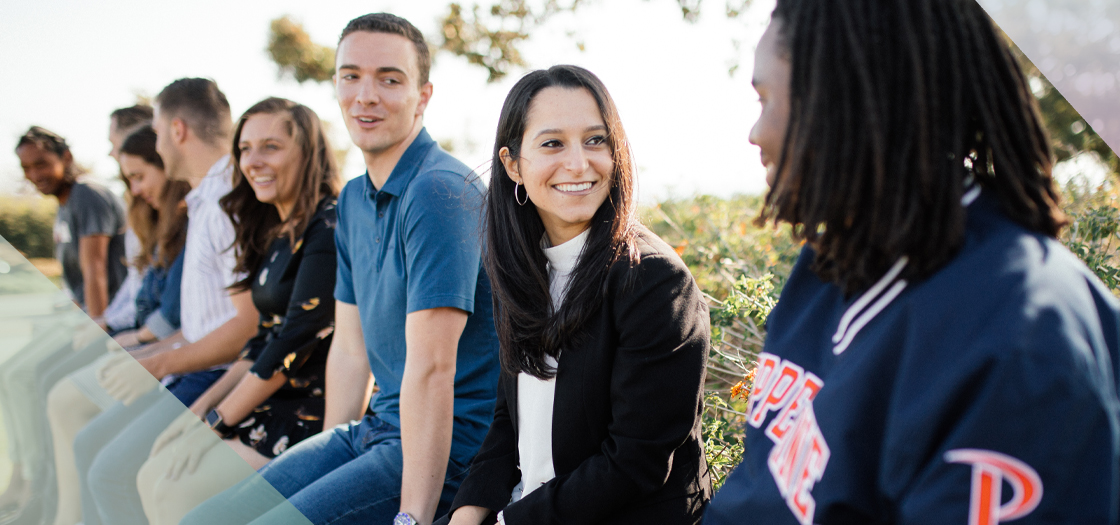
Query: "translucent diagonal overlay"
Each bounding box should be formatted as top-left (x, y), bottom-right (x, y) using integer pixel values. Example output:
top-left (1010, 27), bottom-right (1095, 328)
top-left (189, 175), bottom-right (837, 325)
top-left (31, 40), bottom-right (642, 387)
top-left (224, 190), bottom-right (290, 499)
top-left (0, 234), bottom-right (309, 524)
top-left (980, 0), bottom-right (1120, 157)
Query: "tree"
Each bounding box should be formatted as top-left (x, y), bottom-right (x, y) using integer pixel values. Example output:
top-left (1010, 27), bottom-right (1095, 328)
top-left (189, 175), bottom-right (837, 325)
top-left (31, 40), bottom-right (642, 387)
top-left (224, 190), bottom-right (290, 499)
top-left (437, 0), bottom-right (752, 81)
top-left (1008, 40), bottom-right (1119, 174)
top-left (267, 16), bottom-right (335, 83)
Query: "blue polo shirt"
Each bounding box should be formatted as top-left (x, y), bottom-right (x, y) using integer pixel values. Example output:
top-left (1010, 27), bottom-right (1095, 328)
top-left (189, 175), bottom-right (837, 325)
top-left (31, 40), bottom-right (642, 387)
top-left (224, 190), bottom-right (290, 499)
top-left (334, 128), bottom-right (499, 463)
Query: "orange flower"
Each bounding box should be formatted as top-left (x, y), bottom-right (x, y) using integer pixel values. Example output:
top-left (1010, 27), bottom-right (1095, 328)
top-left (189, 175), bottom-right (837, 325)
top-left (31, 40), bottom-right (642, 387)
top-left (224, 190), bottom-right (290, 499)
top-left (730, 379), bottom-right (747, 400)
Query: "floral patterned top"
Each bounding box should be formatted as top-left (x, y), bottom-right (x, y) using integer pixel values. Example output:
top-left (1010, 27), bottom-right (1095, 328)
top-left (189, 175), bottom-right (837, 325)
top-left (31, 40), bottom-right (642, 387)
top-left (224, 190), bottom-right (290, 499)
top-left (233, 198), bottom-right (337, 458)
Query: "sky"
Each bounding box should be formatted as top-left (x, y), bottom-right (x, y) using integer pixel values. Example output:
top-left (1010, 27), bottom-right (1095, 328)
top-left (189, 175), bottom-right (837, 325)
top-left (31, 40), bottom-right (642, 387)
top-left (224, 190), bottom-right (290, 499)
top-left (0, 0), bottom-right (775, 203)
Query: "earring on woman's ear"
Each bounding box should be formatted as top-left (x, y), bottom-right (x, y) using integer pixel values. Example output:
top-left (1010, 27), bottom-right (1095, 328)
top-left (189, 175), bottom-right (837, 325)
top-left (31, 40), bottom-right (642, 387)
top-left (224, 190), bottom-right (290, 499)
top-left (514, 181), bottom-right (528, 206)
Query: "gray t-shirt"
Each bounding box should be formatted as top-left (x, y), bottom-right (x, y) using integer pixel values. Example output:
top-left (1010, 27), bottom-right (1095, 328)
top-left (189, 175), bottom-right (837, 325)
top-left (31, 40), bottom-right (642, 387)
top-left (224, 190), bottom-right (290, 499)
top-left (53, 181), bottom-right (127, 308)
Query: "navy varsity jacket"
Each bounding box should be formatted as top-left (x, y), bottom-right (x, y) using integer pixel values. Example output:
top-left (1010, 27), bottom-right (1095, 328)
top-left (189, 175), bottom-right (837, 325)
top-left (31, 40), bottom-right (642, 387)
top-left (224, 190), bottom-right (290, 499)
top-left (705, 190), bottom-right (1120, 525)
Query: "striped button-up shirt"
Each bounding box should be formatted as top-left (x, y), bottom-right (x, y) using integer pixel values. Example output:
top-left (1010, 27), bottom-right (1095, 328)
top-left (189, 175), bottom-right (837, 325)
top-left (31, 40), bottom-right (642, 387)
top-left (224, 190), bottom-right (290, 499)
top-left (181, 156), bottom-right (238, 343)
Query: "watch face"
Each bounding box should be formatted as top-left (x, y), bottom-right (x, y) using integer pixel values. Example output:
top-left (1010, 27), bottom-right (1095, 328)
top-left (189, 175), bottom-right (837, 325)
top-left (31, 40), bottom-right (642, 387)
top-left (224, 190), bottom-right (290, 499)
top-left (206, 409), bottom-right (221, 428)
top-left (393, 513), bottom-right (417, 525)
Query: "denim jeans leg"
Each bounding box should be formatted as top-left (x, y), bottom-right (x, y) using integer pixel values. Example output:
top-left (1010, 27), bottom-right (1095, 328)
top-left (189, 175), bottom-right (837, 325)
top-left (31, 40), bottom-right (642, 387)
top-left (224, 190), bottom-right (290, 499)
top-left (183, 414), bottom-right (470, 525)
top-left (250, 416), bottom-right (406, 525)
top-left (181, 417), bottom-right (383, 525)
top-left (74, 389), bottom-right (161, 525)
top-left (165, 369), bottom-right (225, 406)
top-left (87, 393), bottom-right (191, 525)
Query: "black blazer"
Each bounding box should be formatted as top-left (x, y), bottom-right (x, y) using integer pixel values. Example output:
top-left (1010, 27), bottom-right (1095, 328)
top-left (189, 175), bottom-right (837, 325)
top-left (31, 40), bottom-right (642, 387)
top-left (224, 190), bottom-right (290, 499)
top-left (443, 227), bottom-right (712, 524)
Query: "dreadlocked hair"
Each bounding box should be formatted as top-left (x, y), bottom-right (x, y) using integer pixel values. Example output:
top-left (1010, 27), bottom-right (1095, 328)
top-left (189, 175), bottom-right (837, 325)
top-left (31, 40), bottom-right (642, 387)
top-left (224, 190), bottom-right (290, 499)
top-left (761, 0), bottom-right (1066, 295)
top-left (487, 65), bottom-right (640, 379)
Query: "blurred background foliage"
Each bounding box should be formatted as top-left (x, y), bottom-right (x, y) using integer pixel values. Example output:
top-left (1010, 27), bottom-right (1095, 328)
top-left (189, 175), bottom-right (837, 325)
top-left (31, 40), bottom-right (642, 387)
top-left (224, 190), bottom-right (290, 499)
top-left (267, 16), bottom-right (335, 84)
top-left (0, 196), bottom-right (55, 259)
top-left (2, 2), bottom-right (1118, 489)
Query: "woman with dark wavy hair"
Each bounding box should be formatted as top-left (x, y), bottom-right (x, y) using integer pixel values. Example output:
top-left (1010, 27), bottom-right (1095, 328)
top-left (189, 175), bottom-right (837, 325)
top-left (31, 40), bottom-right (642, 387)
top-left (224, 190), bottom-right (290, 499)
top-left (439, 65), bottom-right (711, 525)
top-left (706, 0), bottom-right (1120, 523)
top-left (135, 97), bottom-right (341, 525)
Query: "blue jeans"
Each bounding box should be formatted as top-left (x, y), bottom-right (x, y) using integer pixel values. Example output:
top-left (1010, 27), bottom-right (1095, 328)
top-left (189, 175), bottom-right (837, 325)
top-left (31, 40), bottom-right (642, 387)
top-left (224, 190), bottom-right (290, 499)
top-left (76, 370), bottom-right (223, 525)
top-left (165, 369), bottom-right (226, 406)
top-left (181, 415), bottom-right (470, 525)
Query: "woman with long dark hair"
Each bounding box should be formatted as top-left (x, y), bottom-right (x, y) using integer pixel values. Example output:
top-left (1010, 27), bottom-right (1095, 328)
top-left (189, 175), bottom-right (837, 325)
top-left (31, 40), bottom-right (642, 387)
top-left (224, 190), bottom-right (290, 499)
top-left (134, 97), bottom-right (341, 525)
top-left (440, 65), bottom-right (711, 525)
top-left (706, 1), bottom-right (1120, 523)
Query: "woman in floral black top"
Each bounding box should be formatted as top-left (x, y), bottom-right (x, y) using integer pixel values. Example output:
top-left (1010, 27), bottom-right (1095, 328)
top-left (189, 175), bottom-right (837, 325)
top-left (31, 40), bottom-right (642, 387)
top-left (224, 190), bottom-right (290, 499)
top-left (136, 98), bottom-right (342, 525)
top-left (232, 196), bottom-right (337, 458)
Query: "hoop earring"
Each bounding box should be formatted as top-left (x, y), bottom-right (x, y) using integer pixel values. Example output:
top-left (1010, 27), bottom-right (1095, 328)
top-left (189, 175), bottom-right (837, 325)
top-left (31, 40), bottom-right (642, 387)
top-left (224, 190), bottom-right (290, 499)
top-left (514, 181), bottom-right (528, 206)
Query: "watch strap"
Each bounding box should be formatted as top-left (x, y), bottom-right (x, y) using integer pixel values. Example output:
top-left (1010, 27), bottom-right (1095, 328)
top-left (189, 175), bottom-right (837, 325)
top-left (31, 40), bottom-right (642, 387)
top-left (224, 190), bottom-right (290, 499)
top-left (205, 408), bottom-right (236, 439)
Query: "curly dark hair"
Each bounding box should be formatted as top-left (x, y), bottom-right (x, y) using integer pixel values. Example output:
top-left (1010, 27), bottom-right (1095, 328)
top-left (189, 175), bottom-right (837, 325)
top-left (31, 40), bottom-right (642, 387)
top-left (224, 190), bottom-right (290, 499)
top-left (15, 126), bottom-right (85, 183)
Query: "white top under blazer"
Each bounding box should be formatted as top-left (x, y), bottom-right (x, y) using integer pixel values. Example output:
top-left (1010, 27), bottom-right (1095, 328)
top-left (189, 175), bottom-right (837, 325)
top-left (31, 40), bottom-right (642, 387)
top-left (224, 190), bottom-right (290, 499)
top-left (511, 228), bottom-right (589, 503)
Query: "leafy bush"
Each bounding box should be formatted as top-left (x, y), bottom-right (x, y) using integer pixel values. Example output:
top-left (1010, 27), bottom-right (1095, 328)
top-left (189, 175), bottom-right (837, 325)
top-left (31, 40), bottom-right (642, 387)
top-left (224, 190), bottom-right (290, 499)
top-left (0, 195), bottom-right (56, 259)
top-left (1060, 179), bottom-right (1120, 294)
top-left (642, 194), bottom-right (799, 489)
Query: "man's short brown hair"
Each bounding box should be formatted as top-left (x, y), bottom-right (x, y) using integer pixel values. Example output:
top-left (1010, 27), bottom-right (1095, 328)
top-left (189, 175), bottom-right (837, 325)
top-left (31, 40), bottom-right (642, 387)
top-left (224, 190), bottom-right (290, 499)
top-left (154, 78), bottom-right (231, 146)
top-left (110, 104), bottom-right (154, 130)
top-left (339, 13), bottom-right (431, 86)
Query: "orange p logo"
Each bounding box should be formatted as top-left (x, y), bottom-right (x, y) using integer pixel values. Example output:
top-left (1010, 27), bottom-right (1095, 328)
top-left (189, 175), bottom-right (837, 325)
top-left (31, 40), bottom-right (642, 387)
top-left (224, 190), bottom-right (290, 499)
top-left (944, 449), bottom-right (1043, 525)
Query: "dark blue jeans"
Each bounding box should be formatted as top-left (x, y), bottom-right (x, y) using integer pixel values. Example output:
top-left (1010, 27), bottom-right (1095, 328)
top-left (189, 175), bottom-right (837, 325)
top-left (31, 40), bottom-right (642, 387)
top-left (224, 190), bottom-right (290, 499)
top-left (181, 415), bottom-right (469, 525)
top-left (75, 370), bottom-right (223, 525)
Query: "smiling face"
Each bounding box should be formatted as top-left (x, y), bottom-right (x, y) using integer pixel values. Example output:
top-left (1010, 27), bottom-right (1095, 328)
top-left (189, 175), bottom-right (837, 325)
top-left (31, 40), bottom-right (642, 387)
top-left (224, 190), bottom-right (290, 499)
top-left (334, 31), bottom-right (432, 163)
top-left (16, 143), bottom-right (70, 197)
top-left (119, 153), bottom-right (168, 210)
top-left (238, 112), bottom-right (302, 219)
top-left (749, 18), bottom-right (793, 187)
top-left (501, 86), bottom-right (613, 246)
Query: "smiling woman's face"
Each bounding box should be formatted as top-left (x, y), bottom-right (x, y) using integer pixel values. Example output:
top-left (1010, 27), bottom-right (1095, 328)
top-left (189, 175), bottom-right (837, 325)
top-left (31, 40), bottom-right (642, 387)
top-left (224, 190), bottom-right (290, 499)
top-left (501, 86), bottom-right (614, 246)
top-left (749, 18), bottom-right (793, 188)
top-left (238, 112), bottom-right (302, 218)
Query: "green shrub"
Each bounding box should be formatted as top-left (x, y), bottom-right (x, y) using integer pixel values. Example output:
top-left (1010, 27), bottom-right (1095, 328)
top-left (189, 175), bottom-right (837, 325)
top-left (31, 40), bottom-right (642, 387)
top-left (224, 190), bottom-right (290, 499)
top-left (642, 195), bottom-right (799, 489)
top-left (1060, 180), bottom-right (1120, 295)
top-left (0, 195), bottom-right (56, 259)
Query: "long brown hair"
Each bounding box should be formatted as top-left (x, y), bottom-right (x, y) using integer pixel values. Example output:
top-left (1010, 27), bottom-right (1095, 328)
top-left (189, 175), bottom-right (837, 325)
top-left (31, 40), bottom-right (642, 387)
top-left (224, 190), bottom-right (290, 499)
top-left (221, 97), bottom-right (341, 292)
top-left (761, 0), bottom-right (1066, 295)
top-left (119, 125), bottom-right (190, 270)
top-left (487, 65), bottom-right (640, 379)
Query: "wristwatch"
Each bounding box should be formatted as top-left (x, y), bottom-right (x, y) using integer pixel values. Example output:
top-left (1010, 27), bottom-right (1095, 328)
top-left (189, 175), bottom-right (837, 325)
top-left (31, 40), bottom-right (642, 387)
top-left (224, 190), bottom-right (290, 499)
top-left (393, 512), bottom-right (418, 525)
top-left (205, 408), bottom-right (236, 439)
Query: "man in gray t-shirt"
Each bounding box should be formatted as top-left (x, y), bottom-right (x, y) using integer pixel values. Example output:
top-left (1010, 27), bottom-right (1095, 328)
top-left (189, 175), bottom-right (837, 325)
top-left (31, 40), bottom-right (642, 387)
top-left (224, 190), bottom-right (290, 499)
top-left (53, 181), bottom-right (127, 308)
top-left (16, 126), bottom-right (127, 318)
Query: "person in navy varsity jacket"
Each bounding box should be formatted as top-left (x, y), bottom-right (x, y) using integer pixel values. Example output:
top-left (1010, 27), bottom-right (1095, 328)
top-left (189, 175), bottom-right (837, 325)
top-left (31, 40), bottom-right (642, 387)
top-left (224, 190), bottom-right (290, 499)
top-left (705, 0), bottom-right (1120, 524)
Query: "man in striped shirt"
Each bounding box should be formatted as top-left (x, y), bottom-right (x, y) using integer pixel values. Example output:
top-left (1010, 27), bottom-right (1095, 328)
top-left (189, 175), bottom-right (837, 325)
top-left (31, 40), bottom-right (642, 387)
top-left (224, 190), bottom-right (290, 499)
top-left (80, 78), bottom-right (259, 525)
top-left (134, 78), bottom-right (259, 381)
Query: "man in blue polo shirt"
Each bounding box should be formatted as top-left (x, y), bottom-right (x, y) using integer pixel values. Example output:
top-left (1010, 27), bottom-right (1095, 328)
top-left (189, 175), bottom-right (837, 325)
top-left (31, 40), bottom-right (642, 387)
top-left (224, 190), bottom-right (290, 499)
top-left (180, 13), bottom-right (498, 525)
